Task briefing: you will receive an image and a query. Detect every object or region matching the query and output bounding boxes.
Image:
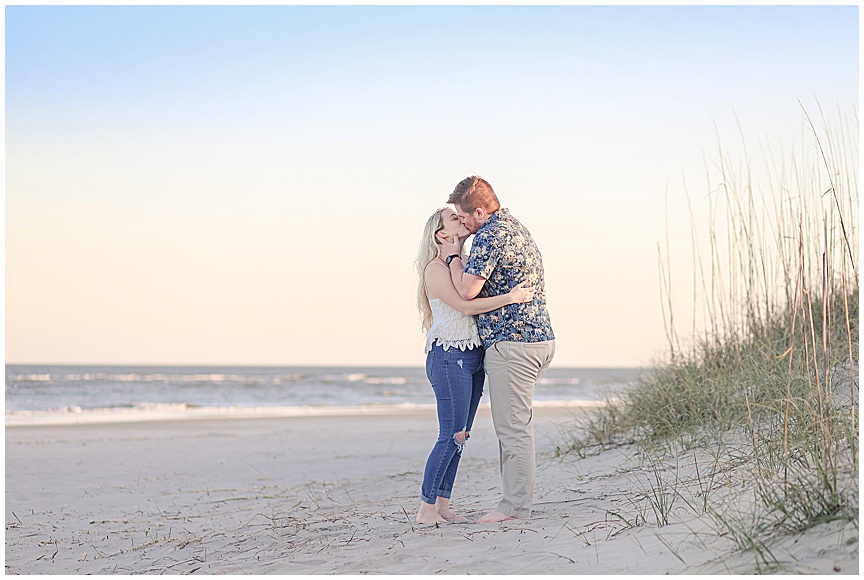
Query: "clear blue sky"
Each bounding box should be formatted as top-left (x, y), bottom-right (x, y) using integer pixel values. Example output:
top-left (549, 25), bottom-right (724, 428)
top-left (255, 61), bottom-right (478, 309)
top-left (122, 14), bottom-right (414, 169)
top-left (6, 5), bottom-right (858, 367)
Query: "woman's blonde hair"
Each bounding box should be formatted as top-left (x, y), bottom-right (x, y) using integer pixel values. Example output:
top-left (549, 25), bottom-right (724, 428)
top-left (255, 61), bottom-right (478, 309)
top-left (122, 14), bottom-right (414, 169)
top-left (414, 208), bottom-right (446, 333)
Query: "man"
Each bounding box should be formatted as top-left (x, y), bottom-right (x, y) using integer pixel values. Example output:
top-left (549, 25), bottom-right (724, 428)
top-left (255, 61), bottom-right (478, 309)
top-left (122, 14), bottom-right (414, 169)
top-left (440, 175), bottom-right (555, 522)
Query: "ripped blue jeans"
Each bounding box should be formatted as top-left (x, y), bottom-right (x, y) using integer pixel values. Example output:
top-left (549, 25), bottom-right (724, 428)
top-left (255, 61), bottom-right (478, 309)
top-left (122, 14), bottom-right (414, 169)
top-left (421, 343), bottom-right (485, 505)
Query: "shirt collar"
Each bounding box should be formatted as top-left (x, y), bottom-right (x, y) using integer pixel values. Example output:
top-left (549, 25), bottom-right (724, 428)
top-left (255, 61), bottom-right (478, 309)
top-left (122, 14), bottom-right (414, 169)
top-left (480, 207), bottom-right (508, 231)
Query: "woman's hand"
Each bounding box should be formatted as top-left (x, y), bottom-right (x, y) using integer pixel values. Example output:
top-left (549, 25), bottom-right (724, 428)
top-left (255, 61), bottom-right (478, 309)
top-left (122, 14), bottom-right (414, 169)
top-left (508, 281), bottom-right (535, 304)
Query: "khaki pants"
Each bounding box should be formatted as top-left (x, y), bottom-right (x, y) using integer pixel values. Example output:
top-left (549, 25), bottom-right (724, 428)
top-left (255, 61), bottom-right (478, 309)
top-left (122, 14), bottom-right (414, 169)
top-left (484, 340), bottom-right (555, 518)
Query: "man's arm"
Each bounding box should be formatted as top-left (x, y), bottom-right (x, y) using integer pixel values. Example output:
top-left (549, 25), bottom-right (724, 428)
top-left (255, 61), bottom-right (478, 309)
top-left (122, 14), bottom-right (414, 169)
top-left (447, 256), bottom-right (487, 300)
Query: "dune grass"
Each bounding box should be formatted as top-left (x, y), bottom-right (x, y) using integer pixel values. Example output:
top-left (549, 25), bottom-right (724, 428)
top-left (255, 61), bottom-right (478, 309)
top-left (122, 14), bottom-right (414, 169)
top-left (563, 104), bottom-right (858, 568)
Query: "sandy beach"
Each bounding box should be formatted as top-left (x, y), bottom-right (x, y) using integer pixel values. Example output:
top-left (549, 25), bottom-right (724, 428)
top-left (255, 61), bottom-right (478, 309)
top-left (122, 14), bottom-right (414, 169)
top-left (5, 406), bottom-right (857, 574)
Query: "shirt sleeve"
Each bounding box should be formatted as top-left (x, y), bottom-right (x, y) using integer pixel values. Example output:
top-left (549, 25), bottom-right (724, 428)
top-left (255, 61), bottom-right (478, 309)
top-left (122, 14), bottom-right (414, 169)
top-left (464, 229), bottom-right (500, 280)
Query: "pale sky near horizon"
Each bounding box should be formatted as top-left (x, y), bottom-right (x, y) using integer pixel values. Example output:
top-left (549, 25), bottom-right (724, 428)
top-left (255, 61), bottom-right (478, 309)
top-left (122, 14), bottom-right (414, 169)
top-left (5, 4), bottom-right (859, 368)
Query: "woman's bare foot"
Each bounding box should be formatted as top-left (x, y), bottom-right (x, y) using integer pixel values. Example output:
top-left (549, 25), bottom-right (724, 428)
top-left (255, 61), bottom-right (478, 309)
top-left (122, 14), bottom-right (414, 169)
top-left (439, 510), bottom-right (470, 523)
top-left (438, 507), bottom-right (470, 522)
top-left (475, 510), bottom-right (515, 523)
top-left (417, 502), bottom-right (447, 524)
top-left (435, 497), bottom-right (469, 523)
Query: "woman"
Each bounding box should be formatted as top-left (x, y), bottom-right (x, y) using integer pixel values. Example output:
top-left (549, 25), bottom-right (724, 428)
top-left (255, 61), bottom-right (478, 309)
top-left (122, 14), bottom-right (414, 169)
top-left (414, 207), bottom-right (534, 524)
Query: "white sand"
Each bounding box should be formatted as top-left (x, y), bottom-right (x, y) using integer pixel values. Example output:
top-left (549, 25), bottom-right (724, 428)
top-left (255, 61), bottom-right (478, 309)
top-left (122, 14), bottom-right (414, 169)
top-left (5, 407), bottom-right (858, 574)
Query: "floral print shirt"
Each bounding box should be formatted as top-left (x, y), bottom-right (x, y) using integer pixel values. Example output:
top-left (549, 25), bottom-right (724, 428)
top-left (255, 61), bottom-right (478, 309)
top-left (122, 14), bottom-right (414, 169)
top-left (463, 208), bottom-right (555, 348)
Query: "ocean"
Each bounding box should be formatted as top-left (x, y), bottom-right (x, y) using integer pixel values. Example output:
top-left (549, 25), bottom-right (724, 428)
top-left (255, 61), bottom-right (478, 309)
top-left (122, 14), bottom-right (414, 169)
top-left (5, 364), bottom-right (642, 426)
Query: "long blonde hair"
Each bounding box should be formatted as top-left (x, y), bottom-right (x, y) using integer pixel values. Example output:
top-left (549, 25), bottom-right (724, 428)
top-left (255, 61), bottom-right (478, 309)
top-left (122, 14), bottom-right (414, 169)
top-left (414, 208), bottom-right (445, 333)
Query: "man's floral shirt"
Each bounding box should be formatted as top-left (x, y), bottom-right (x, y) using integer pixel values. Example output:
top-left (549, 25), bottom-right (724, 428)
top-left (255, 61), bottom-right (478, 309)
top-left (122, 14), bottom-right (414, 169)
top-left (463, 208), bottom-right (555, 348)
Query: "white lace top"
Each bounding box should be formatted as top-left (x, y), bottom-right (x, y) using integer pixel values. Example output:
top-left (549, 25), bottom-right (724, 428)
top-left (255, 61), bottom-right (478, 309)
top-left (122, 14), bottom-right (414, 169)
top-left (424, 298), bottom-right (483, 354)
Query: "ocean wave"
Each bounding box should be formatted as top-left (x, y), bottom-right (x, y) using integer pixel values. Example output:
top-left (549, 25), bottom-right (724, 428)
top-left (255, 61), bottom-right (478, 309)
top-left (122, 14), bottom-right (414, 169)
top-left (10, 373), bottom-right (53, 382)
top-left (5, 399), bottom-right (609, 427)
top-left (5, 402), bottom-right (435, 427)
top-left (8, 372), bottom-right (311, 386)
top-left (538, 377), bottom-right (581, 385)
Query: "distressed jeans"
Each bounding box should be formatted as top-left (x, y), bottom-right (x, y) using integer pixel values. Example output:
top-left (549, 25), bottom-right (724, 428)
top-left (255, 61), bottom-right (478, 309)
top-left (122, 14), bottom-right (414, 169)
top-left (420, 343), bottom-right (485, 505)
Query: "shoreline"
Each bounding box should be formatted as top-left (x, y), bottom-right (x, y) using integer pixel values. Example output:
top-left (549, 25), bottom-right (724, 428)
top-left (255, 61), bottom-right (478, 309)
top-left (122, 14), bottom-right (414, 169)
top-left (4, 399), bottom-right (606, 427)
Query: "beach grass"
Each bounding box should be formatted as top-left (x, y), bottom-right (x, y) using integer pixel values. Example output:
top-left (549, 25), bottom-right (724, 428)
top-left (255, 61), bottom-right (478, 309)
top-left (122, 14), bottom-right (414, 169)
top-left (561, 103), bottom-right (858, 570)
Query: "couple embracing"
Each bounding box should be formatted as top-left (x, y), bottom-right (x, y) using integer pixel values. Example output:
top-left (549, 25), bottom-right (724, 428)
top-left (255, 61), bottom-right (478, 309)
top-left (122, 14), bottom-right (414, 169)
top-left (414, 175), bottom-right (555, 524)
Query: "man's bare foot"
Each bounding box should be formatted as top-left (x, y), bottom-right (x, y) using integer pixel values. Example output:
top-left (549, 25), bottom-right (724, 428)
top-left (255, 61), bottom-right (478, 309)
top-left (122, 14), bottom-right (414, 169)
top-left (475, 510), bottom-right (515, 523)
top-left (435, 498), bottom-right (469, 523)
top-left (417, 502), bottom-right (447, 524)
